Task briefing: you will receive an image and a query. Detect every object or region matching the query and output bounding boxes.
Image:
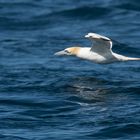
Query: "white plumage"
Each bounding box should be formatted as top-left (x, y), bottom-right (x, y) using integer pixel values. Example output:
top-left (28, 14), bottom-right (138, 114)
top-left (55, 33), bottom-right (140, 64)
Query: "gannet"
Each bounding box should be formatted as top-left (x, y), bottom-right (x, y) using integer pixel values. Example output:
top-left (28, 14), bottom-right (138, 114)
top-left (55, 33), bottom-right (140, 64)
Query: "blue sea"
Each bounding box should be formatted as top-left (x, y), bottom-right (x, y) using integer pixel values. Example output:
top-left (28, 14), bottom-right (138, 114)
top-left (0, 0), bottom-right (140, 139)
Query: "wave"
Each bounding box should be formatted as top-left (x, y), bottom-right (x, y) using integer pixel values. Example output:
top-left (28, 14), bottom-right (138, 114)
top-left (0, 5), bottom-right (112, 31)
top-left (47, 6), bottom-right (111, 19)
top-left (114, 1), bottom-right (140, 11)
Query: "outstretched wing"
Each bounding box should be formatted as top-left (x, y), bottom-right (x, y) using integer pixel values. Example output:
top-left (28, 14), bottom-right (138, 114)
top-left (85, 33), bottom-right (113, 55)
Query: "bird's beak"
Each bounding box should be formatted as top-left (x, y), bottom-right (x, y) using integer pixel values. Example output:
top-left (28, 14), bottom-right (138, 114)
top-left (54, 50), bottom-right (68, 56)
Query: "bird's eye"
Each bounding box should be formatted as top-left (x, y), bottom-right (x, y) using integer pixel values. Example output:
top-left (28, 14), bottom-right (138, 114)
top-left (64, 50), bottom-right (70, 53)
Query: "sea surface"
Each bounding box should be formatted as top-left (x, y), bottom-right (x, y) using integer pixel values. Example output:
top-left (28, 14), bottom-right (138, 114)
top-left (0, 0), bottom-right (140, 140)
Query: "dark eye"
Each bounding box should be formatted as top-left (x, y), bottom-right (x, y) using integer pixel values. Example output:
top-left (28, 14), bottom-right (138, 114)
top-left (64, 50), bottom-right (69, 53)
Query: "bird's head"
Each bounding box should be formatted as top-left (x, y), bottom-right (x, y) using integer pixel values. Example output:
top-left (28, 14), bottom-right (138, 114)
top-left (54, 47), bottom-right (81, 56)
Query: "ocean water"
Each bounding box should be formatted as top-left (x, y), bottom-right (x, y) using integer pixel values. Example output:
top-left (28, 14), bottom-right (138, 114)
top-left (0, 0), bottom-right (140, 139)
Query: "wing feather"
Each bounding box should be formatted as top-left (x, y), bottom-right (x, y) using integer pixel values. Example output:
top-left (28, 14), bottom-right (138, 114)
top-left (85, 33), bottom-right (113, 55)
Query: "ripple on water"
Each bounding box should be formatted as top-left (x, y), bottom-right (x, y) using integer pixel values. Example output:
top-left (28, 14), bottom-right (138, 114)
top-left (0, 0), bottom-right (140, 140)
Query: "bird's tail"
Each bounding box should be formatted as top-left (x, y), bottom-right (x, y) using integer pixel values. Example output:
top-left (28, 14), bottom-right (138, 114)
top-left (124, 57), bottom-right (140, 61)
top-left (114, 53), bottom-right (140, 61)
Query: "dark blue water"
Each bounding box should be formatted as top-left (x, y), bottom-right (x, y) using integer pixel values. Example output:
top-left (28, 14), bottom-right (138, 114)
top-left (0, 0), bottom-right (140, 139)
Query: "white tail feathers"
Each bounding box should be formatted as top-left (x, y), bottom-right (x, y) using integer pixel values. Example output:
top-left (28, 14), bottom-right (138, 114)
top-left (113, 53), bottom-right (140, 62)
top-left (124, 57), bottom-right (140, 61)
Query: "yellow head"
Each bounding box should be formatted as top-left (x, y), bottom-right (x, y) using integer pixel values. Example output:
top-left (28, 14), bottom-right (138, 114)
top-left (55, 47), bottom-right (81, 56)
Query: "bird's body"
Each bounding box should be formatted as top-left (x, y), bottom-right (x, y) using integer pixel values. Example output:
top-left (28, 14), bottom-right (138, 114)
top-left (55, 33), bottom-right (140, 64)
top-left (76, 47), bottom-right (117, 64)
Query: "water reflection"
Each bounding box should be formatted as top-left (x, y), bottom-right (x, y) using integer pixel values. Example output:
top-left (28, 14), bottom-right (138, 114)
top-left (67, 76), bottom-right (111, 103)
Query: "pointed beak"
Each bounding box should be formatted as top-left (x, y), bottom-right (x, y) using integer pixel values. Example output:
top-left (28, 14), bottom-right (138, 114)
top-left (54, 50), bottom-right (68, 56)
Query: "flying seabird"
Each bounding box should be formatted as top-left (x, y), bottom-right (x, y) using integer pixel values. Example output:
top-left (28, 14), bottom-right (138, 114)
top-left (55, 33), bottom-right (140, 64)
